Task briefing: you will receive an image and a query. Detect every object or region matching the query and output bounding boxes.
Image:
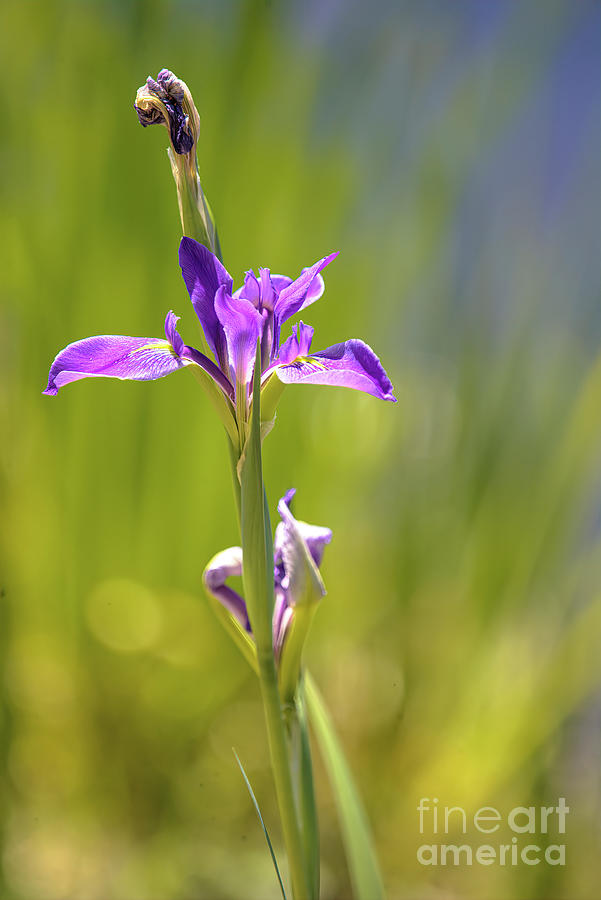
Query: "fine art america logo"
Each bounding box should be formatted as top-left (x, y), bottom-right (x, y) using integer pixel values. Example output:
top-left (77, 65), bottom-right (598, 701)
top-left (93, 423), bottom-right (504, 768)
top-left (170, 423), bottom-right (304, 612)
top-left (417, 797), bottom-right (569, 867)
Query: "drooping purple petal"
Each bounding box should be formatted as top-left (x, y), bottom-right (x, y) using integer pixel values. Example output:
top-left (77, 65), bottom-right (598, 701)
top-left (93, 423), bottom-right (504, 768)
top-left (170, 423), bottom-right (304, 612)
top-left (202, 546), bottom-right (250, 631)
top-left (275, 337), bottom-right (396, 401)
top-left (274, 252), bottom-right (338, 326)
top-left (179, 237), bottom-right (233, 368)
top-left (44, 334), bottom-right (187, 396)
top-left (214, 286), bottom-right (263, 388)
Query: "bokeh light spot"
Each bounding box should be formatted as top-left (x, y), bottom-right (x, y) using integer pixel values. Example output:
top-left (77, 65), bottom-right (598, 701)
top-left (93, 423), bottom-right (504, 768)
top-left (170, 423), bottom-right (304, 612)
top-left (86, 578), bottom-right (162, 653)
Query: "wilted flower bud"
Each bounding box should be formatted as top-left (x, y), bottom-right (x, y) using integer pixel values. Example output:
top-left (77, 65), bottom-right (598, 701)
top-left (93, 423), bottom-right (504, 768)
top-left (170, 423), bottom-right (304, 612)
top-left (134, 68), bottom-right (199, 157)
top-left (134, 68), bottom-right (220, 259)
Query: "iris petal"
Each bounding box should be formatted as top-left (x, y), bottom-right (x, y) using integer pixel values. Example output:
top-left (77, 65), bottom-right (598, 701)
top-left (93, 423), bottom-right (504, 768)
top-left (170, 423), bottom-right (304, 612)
top-left (214, 286), bottom-right (264, 388)
top-left (233, 271), bottom-right (260, 305)
top-left (275, 338), bottom-right (396, 402)
top-left (44, 334), bottom-right (186, 395)
top-left (274, 490), bottom-right (332, 570)
top-left (202, 546), bottom-right (250, 631)
top-left (179, 237), bottom-right (233, 368)
top-left (270, 274), bottom-right (293, 294)
top-left (274, 491), bottom-right (328, 610)
top-left (276, 322), bottom-right (314, 364)
top-left (164, 310), bottom-right (184, 355)
top-left (274, 252), bottom-right (338, 326)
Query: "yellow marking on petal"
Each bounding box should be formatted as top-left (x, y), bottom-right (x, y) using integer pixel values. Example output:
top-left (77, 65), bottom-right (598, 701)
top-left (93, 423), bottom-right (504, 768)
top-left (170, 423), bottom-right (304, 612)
top-left (280, 355), bottom-right (328, 372)
top-left (130, 340), bottom-right (178, 358)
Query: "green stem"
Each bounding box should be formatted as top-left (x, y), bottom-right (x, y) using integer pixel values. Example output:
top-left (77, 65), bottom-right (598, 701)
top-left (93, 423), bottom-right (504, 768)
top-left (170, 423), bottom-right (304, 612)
top-left (256, 648), bottom-right (310, 900)
top-left (227, 438), bottom-right (242, 529)
top-left (238, 346), bottom-right (310, 900)
top-left (287, 683), bottom-right (320, 900)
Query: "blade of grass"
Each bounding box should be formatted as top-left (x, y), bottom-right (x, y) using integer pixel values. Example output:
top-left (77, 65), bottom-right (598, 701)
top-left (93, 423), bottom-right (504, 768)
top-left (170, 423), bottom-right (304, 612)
top-left (305, 673), bottom-right (385, 900)
top-left (233, 748), bottom-right (288, 900)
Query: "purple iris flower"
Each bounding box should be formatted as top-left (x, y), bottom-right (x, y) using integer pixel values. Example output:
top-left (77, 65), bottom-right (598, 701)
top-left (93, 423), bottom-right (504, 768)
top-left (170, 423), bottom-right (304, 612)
top-left (203, 489), bottom-right (332, 656)
top-left (44, 239), bottom-right (396, 414)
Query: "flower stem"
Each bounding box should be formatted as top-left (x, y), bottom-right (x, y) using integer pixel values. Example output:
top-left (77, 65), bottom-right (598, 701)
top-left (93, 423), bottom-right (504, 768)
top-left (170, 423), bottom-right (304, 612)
top-left (239, 480), bottom-right (311, 900)
top-left (237, 347), bottom-right (310, 899)
top-left (227, 446), bottom-right (312, 899)
top-left (227, 438), bottom-right (242, 528)
top-left (256, 646), bottom-right (310, 900)
top-left (287, 684), bottom-right (320, 900)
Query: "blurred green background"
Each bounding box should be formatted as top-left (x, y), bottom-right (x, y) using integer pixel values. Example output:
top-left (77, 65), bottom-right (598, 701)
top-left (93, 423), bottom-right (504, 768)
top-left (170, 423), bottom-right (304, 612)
top-left (1, 1), bottom-right (601, 898)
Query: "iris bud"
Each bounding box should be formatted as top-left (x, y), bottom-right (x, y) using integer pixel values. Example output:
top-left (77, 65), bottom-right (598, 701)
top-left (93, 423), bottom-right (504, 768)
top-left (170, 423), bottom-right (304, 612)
top-left (134, 68), bottom-right (199, 155)
top-left (134, 68), bottom-right (220, 258)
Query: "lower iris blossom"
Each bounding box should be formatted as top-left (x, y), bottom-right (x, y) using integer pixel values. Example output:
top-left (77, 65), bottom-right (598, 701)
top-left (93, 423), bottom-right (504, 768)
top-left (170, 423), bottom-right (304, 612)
top-left (44, 239), bottom-right (396, 429)
top-left (203, 490), bottom-right (332, 662)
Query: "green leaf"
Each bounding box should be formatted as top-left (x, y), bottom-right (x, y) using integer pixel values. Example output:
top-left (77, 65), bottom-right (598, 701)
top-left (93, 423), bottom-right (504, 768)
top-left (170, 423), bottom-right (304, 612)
top-left (233, 748), bottom-right (287, 900)
top-left (305, 674), bottom-right (385, 900)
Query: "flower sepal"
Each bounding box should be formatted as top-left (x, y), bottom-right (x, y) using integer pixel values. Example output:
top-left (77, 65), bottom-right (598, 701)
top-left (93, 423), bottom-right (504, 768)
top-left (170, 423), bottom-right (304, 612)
top-left (202, 546), bottom-right (258, 672)
top-left (274, 492), bottom-right (330, 703)
top-left (259, 372), bottom-right (286, 439)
